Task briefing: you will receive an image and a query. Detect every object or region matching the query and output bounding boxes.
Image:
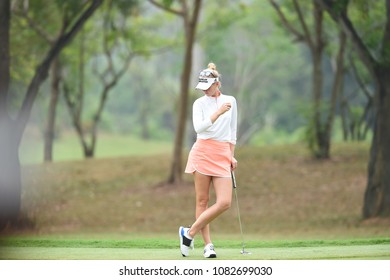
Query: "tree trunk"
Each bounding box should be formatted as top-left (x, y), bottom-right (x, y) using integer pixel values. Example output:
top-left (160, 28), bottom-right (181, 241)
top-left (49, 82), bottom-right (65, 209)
top-left (44, 57), bottom-right (61, 162)
top-left (0, 0), bottom-right (10, 117)
top-left (322, 30), bottom-right (346, 156)
top-left (311, 45), bottom-right (326, 158)
top-left (0, 122), bottom-right (21, 229)
top-left (140, 96), bottom-right (150, 140)
top-left (0, 0), bottom-right (20, 229)
top-left (168, 38), bottom-right (193, 184)
top-left (311, 2), bottom-right (335, 159)
top-left (168, 0), bottom-right (202, 184)
top-left (363, 72), bottom-right (390, 217)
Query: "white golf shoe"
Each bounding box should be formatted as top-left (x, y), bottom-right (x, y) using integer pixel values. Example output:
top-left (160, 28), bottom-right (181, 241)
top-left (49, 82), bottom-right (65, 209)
top-left (179, 226), bottom-right (194, 257)
top-left (203, 243), bottom-right (217, 258)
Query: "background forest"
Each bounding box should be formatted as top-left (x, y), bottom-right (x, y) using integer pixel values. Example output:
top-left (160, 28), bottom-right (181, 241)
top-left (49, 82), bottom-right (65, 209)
top-left (1, 0), bottom-right (390, 233)
top-left (15, 0), bottom-right (370, 164)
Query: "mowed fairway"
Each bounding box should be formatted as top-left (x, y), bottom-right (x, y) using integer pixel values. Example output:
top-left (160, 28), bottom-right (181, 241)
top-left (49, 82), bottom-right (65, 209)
top-left (1, 238), bottom-right (390, 260)
top-left (2, 245), bottom-right (390, 260)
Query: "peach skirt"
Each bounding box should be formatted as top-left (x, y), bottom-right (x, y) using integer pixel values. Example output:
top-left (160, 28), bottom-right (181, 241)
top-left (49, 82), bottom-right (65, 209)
top-left (185, 139), bottom-right (232, 178)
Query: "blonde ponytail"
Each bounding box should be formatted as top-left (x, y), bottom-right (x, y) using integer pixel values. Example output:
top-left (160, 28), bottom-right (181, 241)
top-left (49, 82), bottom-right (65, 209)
top-left (205, 62), bottom-right (221, 88)
top-left (207, 62), bottom-right (220, 79)
top-left (208, 62), bottom-right (217, 71)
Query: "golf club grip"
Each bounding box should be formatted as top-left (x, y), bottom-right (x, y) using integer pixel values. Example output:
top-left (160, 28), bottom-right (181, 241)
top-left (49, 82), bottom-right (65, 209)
top-left (231, 171), bottom-right (237, 189)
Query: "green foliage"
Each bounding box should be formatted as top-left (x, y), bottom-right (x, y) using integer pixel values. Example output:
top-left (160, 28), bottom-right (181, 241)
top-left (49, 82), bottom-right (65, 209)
top-left (199, 0), bottom-right (247, 34)
top-left (112, 0), bottom-right (139, 16)
top-left (162, 0), bottom-right (174, 8)
top-left (350, 106), bottom-right (363, 123)
top-left (10, 1), bottom-right (59, 84)
top-left (331, 0), bottom-right (349, 15)
top-left (300, 104), bottom-right (329, 158)
top-left (54, 0), bottom-right (83, 15)
top-left (347, 0), bottom-right (386, 60)
top-left (350, 0), bottom-right (370, 18)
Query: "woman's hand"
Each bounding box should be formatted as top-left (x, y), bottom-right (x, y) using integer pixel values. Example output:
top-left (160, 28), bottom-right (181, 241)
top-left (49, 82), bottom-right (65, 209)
top-left (211, 102), bottom-right (231, 124)
top-left (231, 157), bottom-right (238, 170)
top-left (217, 102), bottom-right (231, 116)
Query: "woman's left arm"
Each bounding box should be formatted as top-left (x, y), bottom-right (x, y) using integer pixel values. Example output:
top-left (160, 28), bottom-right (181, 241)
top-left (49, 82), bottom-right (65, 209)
top-left (230, 143), bottom-right (237, 170)
top-left (230, 97), bottom-right (238, 170)
top-left (230, 97), bottom-right (238, 144)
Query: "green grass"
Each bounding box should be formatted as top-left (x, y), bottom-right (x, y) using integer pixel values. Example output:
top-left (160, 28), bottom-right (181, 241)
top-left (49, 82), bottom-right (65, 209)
top-left (2, 245), bottom-right (390, 260)
top-left (1, 237), bottom-right (390, 260)
top-left (3, 236), bottom-right (390, 249)
top-left (19, 131), bottom-right (172, 164)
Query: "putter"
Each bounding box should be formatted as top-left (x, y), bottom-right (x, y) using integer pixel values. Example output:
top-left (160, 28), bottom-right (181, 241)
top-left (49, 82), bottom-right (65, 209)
top-left (231, 171), bottom-right (251, 255)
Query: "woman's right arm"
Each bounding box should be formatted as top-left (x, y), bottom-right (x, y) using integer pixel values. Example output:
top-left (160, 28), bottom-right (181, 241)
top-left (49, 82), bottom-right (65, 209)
top-left (193, 101), bottom-right (212, 133)
top-left (193, 101), bottom-right (231, 133)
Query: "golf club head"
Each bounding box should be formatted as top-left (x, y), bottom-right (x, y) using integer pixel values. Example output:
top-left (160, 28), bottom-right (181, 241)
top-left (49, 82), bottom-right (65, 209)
top-left (240, 249), bottom-right (252, 255)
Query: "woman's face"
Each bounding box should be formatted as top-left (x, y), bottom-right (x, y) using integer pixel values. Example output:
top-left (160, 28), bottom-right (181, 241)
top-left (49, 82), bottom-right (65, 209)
top-left (203, 82), bottom-right (219, 97)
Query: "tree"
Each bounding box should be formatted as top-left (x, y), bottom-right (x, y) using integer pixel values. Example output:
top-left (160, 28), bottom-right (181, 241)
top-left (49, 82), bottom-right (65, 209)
top-left (0, 0), bottom-right (103, 229)
top-left (63, 0), bottom-right (139, 158)
top-left (149, 0), bottom-right (202, 184)
top-left (340, 54), bottom-right (374, 141)
top-left (13, 1), bottom-right (70, 162)
top-left (63, 0), bottom-right (171, 158)
top-left (269, 0), bottom-right (346, 158)
top-left (316, 0), bottom-right (390, 217)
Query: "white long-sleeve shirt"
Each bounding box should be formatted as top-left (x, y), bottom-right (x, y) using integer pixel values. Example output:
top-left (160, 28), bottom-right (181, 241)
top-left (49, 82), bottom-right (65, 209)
top-left (192, 93), bottom-right (238, 145)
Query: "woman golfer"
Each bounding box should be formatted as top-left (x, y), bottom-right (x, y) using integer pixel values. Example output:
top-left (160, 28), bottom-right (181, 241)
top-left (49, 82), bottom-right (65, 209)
top-left (180, 62), bottom-right (238, 258)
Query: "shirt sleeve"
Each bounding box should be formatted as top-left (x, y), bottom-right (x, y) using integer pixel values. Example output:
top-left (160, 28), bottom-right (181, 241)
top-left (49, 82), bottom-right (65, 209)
top-left (193, 100), bottom-right (213, 133)
top-left (230, 97), bottom-right (238, 145)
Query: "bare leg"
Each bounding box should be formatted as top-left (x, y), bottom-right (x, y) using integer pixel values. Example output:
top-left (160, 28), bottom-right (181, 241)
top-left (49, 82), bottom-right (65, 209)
top-left (189, 176), bottom-right (232, 238)
top-left (194, 172), bottom-right (212, 245)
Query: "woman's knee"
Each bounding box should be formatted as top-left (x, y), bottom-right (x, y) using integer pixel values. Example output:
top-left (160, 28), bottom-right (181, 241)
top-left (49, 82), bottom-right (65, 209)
top-left (217, 199), bottom-right (231, 212)
top-left (196, 195), bottom-right (209, 209)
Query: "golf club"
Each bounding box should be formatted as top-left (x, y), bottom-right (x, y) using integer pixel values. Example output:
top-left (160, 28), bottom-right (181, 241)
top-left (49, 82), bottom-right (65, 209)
top-left (231, 171), bottom-right (251, 255)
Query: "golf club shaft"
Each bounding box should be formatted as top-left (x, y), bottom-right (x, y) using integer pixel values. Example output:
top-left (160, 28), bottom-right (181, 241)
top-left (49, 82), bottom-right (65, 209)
top-left (231, 171), bottom-right (246, 251)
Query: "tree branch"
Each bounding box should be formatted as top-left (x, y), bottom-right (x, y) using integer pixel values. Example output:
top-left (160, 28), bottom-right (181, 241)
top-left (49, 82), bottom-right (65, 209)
top-left (315, 0), bottom-right (377, 76)
top-left (188, 0), bottom-right (201, 37)
top-left (293, 0), bottom-right (314, 48)
top-left (349, 53), bottom-right (373, 100)
top-left (268, 0), bottom-right (305, 42)
top-left (63, 80), bottom-right (89, 155)
top-left (383, 0), bottom-right (390, 62)
top-left (13, 9), bottom-right (55, 44)
top-left (148, 0), bottom-right (184, 17)
top-left (326, 30), bottom-right (346, 130)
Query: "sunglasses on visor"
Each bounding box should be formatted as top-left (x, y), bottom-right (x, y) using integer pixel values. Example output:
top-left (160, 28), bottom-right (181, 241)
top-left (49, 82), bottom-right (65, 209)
top-left (199, 70), bottom-right (217, 78)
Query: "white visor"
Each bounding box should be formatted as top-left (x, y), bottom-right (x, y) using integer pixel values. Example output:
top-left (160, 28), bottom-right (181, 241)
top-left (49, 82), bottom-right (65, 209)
top-left (195, 77), bottom-right (219, 90)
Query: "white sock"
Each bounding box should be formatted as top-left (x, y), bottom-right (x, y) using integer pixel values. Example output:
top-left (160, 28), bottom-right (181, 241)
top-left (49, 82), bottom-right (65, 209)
top-left (184, 229), bottom-right (193, 240)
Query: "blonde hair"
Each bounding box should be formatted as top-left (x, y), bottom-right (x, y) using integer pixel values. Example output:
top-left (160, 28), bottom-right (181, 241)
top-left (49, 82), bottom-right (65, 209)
top-left (208, 62), bottom-right (216, 70)
top-left (207, 62), bottom-right (220, 77)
